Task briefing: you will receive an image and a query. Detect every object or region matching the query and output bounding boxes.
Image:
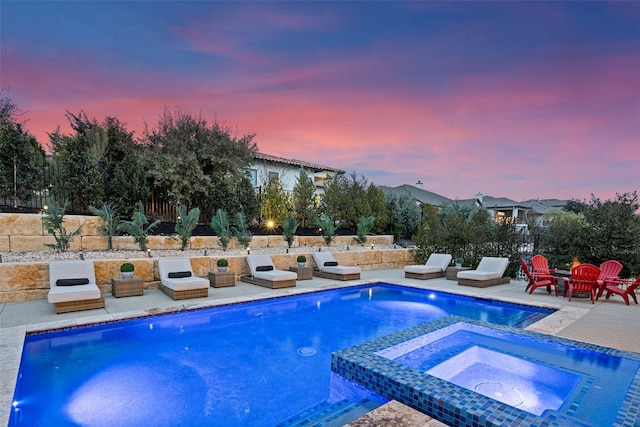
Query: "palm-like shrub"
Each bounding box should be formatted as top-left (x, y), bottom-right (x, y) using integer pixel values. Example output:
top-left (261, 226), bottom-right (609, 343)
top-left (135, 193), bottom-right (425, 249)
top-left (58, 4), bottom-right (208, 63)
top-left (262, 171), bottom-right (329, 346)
top-left (174, 205), bottom-right (200, 250)
top-left (282, 213), bottom-right (299, 248)
top-left (355, 215), bottom-right (375, 244)
top-left (42, 199), bottom-right (82, 252)
top-left (231, 212), bottom-right (252, 249)
top-left (117, 201), bottom-right (160, 251)
top-left (210, 209), bottom-right (231, 250)
top-left (90, 203), bottom-right (120, 250)
top-left (315, 215), bottom-right (337, 246)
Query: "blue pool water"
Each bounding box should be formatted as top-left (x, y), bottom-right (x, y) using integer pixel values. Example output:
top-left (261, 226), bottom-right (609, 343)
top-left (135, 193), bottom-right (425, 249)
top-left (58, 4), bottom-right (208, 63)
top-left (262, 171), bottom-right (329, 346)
top-left (334, 317), bottom-right (640, 427)
top-left (10, 284), bottom-right (551, 426)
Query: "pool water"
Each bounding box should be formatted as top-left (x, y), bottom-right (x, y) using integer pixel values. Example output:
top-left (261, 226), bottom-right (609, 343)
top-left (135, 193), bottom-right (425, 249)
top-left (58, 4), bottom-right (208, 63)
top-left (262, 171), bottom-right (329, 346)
top-left (336, 317), bottom-right (640, 427)
top-left (10, 284), bottom-right (551, 426)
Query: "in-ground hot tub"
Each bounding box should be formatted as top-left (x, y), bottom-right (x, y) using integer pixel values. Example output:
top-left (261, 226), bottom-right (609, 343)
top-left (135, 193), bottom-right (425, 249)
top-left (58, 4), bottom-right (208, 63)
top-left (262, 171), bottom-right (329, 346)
top-left (332, 316), bottom-right (640, 427)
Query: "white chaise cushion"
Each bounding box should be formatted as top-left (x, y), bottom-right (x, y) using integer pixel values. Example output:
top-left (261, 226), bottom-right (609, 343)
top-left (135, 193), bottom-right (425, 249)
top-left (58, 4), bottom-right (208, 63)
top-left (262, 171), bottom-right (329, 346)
top-left (312, 252), bottom-right (361, 274)
top-left (48, 260), bottom-right (101, 303)
top-left (246, 255), bottom-right (297, 282)
top-left (404, 253), bottom-right (452, 274)
top-left (158, 258), bottom-right (209, 291)
top-left (457, 257), bottom-right (509, 281)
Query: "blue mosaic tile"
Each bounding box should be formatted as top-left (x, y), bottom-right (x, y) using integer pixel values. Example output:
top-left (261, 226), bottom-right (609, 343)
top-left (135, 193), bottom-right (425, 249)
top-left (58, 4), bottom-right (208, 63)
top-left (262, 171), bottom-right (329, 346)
top-left (332, 315), bottom-right (640, 427)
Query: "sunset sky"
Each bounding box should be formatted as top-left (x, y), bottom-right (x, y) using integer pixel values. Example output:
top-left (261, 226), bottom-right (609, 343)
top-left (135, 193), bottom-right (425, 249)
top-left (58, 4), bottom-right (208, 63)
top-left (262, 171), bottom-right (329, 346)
top-left (2, 1), bottom-right (639, 202)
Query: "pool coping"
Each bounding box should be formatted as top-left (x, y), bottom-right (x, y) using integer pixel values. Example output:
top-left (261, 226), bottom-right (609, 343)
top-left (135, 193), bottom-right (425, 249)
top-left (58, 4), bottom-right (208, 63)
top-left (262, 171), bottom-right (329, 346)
top-left (332, 315), bottom-right (640, 427)
top-left (0, 280), bottom-right (583, 425)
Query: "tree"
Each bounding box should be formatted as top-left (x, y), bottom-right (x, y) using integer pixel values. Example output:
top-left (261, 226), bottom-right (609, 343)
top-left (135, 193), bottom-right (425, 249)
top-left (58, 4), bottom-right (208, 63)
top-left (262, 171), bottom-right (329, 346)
top-left (541, 192), bottom-right (640, 276)
top-left (320, 172), bottom-right (371, 230)
top-left (260, 177), bottom-right (290, 226)
top-left (143, 107), bottom-right (256, 213)
top-left (0, 93), bottom-right (44, 205)
top-left (367, 184), bottom-right (389, 234)
top-left (49, 112), bottom-right (105, 212)
top-left (0, 122), bottom-right (43, 205)
top-left (292, 169), bottom-right (316, 228)
top-left (385, 193), bottom-right (420, 240)
top-left (236, 176), bottom-right (260, 225)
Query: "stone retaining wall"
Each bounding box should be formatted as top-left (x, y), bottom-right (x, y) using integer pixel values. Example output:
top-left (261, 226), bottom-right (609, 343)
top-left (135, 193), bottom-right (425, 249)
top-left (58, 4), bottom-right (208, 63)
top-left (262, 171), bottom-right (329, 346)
top-left (0, 213), bottom-right (393, 251)
top-left (0, 249), bottom-right (414, 303)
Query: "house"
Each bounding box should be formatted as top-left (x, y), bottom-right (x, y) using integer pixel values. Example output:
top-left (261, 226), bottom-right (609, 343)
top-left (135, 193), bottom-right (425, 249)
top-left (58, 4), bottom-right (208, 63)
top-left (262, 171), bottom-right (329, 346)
top-left (379, 183), bottom-right (568, 229)
top-left (246, 152), bottom-right (343, 195)
top-left (379, 181), bottom-right (451, 208)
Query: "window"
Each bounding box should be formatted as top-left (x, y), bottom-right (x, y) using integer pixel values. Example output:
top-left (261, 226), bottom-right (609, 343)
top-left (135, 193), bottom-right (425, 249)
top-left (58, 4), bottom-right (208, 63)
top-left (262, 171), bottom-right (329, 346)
top-left (268, 171), bottom-right (279, 183)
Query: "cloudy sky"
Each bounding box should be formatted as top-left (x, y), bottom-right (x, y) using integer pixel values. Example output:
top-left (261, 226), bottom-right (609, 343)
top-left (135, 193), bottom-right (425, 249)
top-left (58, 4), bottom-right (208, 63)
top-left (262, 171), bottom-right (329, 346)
top-left (2, 1), bottom-right (639, 202)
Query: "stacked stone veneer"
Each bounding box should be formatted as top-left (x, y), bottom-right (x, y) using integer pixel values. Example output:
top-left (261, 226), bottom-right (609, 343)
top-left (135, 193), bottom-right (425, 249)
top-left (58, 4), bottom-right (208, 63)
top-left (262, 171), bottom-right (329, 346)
top-left (0, 213), bottom-right (396, 252)
top-left (0, 213), bottom-right (414, 302)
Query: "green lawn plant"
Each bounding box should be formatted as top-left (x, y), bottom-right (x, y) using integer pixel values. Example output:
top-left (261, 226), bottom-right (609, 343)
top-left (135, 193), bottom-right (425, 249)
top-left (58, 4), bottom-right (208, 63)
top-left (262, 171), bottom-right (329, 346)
top-left (89, 203), bottom-right (120, 250)
top-left (282, 212), bottom-right (299, 248)
top-left (117, 201), bottom-right (160, 251)
top-left (174, 205), bottom-right (200, 250)
top-left (355, 215), bottom-right (375, 244)
top-left (231, 212), bottom-right (252, 249)
top-left (210, 209), bottom-right (231, 250)
top-left (41, 199), bottom-right (82, 252)
top-left (315, 215), bottom-right (337, 246)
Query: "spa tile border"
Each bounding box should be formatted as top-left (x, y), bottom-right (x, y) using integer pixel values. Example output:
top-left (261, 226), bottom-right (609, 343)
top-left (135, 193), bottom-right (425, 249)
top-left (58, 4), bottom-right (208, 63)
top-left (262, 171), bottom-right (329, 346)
top-left (332, 315), bottom-right (640, 427)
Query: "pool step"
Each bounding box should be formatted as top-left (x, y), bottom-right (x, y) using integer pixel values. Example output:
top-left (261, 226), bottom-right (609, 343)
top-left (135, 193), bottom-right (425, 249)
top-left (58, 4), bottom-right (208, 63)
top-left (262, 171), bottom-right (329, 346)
top-left (277, 398), bottom-right (380, 427)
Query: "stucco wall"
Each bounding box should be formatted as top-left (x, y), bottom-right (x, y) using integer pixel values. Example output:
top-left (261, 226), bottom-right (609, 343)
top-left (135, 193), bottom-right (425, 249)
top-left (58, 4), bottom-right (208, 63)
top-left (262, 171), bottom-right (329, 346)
top-left (0, 249), bottom-right (414, 303)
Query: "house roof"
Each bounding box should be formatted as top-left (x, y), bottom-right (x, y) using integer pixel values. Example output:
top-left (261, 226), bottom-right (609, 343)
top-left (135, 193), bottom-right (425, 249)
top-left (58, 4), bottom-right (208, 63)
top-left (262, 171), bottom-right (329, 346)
top-left (379, 184), bottom-right (451, 206)
top-left (520, 199), bottom-right (568, 215)
top-left (251, 152), bottom-right (344, 173)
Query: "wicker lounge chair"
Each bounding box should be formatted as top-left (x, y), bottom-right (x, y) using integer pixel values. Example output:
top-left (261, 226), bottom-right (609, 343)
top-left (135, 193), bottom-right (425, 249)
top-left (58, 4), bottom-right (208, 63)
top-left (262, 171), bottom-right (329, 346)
top-left (157, 258), bottom-right (209, 300)
top-left (240, 255), bottom-right (297, 289)
top-left (48, 260), bottom-right (105, 314)
top-left (457, 257), bottom-right (510, 288)
top-left (404, 253), bottom-right (452, 280)
top-left (312, 252), bottom-right (361, 281)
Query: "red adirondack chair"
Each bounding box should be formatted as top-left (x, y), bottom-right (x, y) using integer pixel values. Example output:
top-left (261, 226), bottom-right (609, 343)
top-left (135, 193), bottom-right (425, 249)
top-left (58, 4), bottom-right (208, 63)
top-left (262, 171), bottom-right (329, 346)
top-left (531, 255), bottom-right (551, 275)
top-left (567, 264), bottom-right (600, 303)
top-left (525, 255), bottom-right (557, 293)
top-left (521, 258), bottom-right (558, 296)
top-left (596, 260), bottom-right (623, 300)
top-left (602, 276), bottom-right (640, 306)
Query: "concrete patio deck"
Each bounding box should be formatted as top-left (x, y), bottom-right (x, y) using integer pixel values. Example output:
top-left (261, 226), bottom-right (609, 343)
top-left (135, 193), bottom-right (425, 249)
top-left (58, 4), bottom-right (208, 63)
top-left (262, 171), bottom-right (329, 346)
top-left (1, 269), bottom-right (638, 426)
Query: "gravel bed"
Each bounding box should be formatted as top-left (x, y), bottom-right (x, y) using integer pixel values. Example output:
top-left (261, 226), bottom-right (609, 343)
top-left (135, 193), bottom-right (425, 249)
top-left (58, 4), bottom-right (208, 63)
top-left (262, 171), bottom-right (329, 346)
top-left (0, 244), bottom-right (396, 264)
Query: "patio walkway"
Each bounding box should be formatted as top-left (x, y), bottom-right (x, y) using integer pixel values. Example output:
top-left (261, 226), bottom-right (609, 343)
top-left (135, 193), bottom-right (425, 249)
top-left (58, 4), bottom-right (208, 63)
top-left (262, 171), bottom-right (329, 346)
top-left (1, 269), bottom-right (638, 426)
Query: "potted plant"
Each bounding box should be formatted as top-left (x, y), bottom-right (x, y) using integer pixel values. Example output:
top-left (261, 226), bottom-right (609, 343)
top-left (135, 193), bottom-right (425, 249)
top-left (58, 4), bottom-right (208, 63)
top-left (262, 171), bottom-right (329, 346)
top-left (455, 258), bottom-right (463, 268)
top-left (297, 255), bottom-right (306, 268)
top-left (120, 262), bottom-right (135, 278)
top-left (217, 258), bottom-right (229, 272)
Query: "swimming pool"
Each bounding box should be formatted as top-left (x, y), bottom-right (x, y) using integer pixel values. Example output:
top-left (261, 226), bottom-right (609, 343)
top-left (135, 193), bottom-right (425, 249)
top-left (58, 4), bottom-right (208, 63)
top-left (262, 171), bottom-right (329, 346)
top-left (10, 283), bottom-right (552, 426)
